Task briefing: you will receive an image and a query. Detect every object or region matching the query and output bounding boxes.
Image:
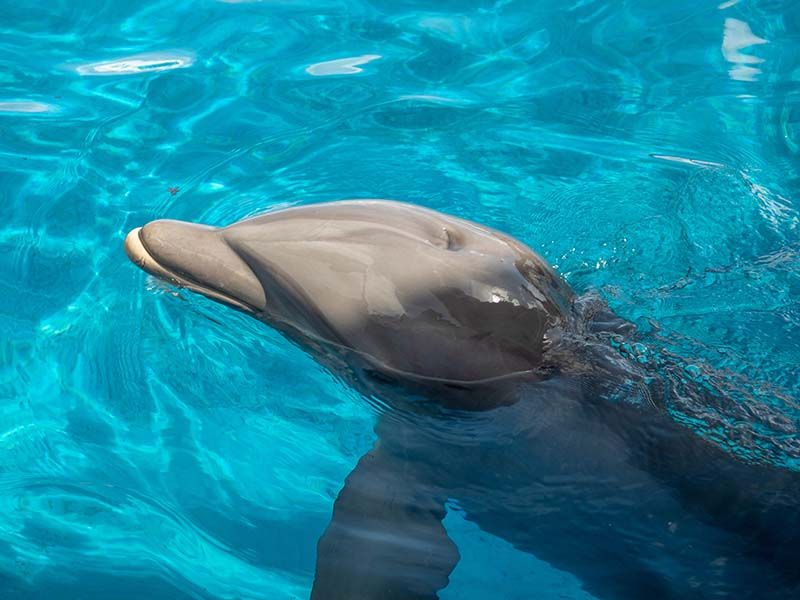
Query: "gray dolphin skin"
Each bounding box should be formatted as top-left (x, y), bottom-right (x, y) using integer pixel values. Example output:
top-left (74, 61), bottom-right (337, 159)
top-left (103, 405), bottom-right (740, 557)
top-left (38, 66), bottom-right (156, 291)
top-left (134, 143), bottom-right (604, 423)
top-left (125, 200), bottom-right (800, 600)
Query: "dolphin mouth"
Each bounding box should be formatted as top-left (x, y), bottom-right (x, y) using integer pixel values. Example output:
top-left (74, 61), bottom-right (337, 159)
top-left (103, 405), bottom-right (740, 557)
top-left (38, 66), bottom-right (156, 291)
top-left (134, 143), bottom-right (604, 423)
top-left (124, 226), bottom-right (260, 314)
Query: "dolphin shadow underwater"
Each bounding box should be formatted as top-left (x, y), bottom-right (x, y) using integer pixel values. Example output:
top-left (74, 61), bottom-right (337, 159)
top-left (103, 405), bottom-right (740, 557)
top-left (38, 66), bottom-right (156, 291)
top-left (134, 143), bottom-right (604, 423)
top-left (125, 200), bottom-right (800, 600)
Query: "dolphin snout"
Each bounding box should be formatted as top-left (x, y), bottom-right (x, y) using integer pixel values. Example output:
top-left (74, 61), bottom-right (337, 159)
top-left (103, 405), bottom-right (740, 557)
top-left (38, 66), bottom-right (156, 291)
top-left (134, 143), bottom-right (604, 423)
top-left (124, 219), bottom-right (267, 313)
top-left (139, 219), bottom-right (219, 272)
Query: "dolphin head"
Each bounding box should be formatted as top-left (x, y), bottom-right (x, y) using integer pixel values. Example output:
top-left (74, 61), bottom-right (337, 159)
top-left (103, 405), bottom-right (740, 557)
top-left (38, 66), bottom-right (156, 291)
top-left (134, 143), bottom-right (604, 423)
top-left (125, 200), bottom-right (576, 387)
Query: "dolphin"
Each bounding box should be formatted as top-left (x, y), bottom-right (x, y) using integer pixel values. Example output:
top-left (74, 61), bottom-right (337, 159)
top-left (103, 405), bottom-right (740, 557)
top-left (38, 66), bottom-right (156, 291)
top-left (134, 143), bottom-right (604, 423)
top-left (125, 200), bottom-right (800, 600)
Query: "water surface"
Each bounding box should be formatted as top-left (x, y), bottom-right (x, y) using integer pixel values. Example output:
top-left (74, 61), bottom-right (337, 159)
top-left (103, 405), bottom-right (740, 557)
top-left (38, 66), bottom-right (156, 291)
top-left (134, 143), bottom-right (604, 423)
top-left (1, 0), bottom-right (799, 598)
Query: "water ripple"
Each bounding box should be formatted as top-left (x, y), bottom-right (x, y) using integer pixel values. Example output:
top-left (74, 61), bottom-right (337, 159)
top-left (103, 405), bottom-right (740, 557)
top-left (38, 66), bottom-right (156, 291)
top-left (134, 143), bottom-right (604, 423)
top-left (2, 0), bottom-right (800, 598)
top-left (73, 51), bottom-right (195, 76)
top-left (305, 54), bottom-right (381, 76)
top-left (0, 101), bottom-right (56, 114)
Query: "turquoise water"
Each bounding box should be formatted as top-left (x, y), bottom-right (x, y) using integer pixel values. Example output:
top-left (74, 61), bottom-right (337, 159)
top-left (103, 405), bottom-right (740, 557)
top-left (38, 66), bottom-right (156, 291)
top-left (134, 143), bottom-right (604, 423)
top-left (1, 0), bottom-right (799, 598)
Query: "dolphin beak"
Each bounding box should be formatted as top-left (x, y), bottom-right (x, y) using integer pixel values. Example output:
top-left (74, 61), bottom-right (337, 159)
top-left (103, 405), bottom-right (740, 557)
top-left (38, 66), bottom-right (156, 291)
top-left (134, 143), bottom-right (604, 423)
top-left (124, 220), bottom-right (266, 314)
top-left (125, 226), bottom-right (179, 282)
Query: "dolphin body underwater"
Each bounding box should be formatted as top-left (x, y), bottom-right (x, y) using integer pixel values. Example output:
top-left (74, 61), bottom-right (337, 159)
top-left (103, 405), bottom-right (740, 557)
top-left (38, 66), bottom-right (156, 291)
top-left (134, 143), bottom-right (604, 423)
top-left (125, 200), bottom-right (800, 600)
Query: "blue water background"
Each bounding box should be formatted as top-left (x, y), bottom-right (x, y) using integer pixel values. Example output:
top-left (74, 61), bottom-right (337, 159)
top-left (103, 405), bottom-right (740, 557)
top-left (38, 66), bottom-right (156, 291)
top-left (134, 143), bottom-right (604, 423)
top-left (1, 0), bottom-right (799, 598)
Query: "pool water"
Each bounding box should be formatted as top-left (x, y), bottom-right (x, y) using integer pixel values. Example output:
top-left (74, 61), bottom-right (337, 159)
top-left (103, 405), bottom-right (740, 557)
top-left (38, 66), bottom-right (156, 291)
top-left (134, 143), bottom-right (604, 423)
top-left (1, 0), bottom-right (799, 598)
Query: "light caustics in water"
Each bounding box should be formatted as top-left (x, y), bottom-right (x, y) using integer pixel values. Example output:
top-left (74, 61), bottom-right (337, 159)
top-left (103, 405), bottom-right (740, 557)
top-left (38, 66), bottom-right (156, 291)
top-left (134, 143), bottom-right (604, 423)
top-left (722, 18), bottom-right (768, 82)
top-left (72, 51), bottom-right (195, 76)
top-left (305, 54), bottom-right (381, 76)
